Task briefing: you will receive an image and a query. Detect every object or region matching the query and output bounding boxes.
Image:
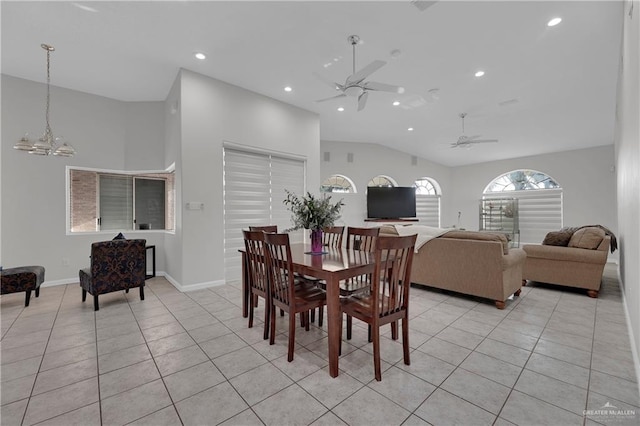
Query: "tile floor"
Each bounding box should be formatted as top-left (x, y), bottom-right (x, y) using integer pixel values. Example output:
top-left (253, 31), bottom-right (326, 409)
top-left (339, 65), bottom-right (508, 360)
top-left (1, 265), bottom-right (638, 425)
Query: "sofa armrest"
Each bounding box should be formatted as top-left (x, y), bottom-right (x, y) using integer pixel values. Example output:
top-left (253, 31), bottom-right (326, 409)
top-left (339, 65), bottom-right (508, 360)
top-left (523, 244), bottom-right (608, 264)
top-left (502, 248), bottom-right (526, 270)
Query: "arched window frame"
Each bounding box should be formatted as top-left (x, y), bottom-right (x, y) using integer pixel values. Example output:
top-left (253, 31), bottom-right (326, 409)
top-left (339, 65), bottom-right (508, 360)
top-left (413, 177), bottom-right (441, 227)
top-left (320, 174), bottom-right (357, 193)
top-left (367, 175), bottom-right (398, 187)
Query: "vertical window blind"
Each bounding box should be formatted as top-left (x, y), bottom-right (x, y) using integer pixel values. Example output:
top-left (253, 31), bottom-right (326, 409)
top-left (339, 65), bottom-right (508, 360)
top-left (223, 147), bottom-right (305, 283)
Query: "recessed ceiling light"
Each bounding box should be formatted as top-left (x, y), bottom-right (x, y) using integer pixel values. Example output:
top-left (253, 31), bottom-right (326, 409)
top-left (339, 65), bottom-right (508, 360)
top-left (337, 107), bottom-right (345, 112)
top-left (407, 127), bottom-right (414, 132)
top-left (547, 17), bottom-right (562, 27)
top-left (194, 52), bottom-right (206, 60)
top-left (392, 101), bottom-right (400, 106)
top-left (284, 86), bottom-right (292, 92)
top-left (475, 70), bottom-right (485, 77)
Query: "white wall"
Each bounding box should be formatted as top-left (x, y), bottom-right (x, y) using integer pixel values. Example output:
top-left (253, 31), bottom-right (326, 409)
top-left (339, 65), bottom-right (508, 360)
top-left (320, 141), bottom-right (452, 227)
top-left (1, 75), bottom-right (166, 282)
top-left (450, 146), bottom-right (618, 247)
top-left (178, 70), bottom-right (320, 289)
top-left (615, 0), bottom-right (640, 369)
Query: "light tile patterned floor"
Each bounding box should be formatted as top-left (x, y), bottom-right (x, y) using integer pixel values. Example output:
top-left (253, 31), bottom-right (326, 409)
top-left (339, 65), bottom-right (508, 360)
top-left (1, 265), bottom-right (638, 425)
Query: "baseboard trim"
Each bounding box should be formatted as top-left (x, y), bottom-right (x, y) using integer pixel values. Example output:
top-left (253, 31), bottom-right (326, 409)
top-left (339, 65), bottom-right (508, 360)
top-left (41, 278), bottom-right (77, 287)
top-left (160, 272), bottom-right (225, 292)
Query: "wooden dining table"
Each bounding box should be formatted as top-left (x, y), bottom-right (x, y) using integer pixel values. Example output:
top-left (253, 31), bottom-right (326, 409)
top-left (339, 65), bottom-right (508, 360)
top-left (241, 243), bottom-right (375, 377)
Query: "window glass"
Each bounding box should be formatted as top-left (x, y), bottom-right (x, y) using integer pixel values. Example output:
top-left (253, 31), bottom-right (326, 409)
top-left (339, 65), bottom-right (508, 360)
top-left (321, 175), bottom-right (355, 193)
top-left (368, 175), bottom-right (396, 187)
top-left (413, 178), bottom-right (438, 195)
top-left (486, 170), bottom-right (560, 192)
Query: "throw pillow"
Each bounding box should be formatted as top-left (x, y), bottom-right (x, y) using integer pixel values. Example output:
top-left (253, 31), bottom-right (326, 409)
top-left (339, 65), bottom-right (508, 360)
top-left (113, 232), bottom-right (126, 240)
top-left (542, 231), bottom-right (572, 247)
top-left (568, 227), bottom-right (605, 250)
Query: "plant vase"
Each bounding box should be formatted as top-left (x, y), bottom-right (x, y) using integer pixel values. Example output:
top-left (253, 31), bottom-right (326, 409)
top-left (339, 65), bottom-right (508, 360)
top-left (310, 229), bottom-right (323, 254)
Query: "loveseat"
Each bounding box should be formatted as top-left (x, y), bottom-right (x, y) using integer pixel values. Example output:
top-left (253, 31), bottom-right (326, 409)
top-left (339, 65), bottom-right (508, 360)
top-left (379, 225), bottom-right (526, 309)
top-left (522, 227), bottom-right (611, 297)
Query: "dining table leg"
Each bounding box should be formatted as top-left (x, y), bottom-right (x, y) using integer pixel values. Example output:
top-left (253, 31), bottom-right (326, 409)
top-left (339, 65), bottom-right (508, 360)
top-left (241, 251), bottom-right (249, 318)
top-left (326, 275), bottom-right (341, 377)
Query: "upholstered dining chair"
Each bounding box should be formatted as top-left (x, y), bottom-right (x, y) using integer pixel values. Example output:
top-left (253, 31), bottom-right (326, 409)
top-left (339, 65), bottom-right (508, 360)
top-left (340, 234), bottom-right (417, 381)
top-left (263, 232), bottom-right (327, 362)
top-left (243, 230), bottom-right (271, 340)
top-left (79, 239), bottom-right (146, 311)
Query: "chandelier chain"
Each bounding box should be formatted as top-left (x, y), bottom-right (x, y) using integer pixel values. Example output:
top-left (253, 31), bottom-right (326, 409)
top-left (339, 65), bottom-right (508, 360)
top-left (45, 47), bottom-right (52, 139)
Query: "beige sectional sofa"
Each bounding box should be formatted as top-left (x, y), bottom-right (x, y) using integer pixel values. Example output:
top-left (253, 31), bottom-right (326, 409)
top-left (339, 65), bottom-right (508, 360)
top-left (379, 226), bottom-right (527, 309)
top-left (522, 227), bottom-right (610, 297)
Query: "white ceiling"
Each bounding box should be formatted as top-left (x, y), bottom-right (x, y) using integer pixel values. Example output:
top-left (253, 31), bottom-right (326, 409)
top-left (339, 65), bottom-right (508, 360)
top-left (1, 1), bottom-right (623, 167)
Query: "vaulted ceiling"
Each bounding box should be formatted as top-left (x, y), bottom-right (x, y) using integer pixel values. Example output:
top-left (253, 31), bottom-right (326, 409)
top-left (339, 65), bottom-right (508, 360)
top-left (1, 1), bottom-right (623, 166)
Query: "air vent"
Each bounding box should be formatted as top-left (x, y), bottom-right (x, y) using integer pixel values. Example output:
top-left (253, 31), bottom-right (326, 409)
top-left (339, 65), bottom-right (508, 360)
top-left (323, 152), bottom-right (330, 162)
top-left (347, 153), bottom-right (354, 163)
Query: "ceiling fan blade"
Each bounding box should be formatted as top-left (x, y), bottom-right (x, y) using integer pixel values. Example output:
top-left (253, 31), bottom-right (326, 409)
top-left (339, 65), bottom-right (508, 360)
top-left (364, 81), bottom-right (405, 94)
top-left (357, 91), bottom-right (369, 111)
top-left (312, 72), bottom-right (343, 92)
top-left (347, 60), bottom-right (386, 85)
top-left (315, 94), bottom-right (347, 103)
top-left (470, 139), bottom-right (499, 144)
top-left (465, 135), bottom-right (482, 141)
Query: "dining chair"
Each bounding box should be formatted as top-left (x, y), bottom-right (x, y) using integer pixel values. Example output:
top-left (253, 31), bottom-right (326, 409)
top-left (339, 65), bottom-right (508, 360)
top-left (340, 234), bottom-right (417, 381)
top-left (263, 232), bottom-right (327, 362)
top-left (243, 230), bottom-right (271, 340)
top-left (249, 225), bottom-right (278, 233)
top-left (323, 226), bottom-right (345, 248)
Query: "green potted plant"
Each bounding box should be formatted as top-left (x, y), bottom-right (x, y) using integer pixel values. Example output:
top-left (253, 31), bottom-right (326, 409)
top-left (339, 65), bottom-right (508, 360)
top-left (283, 190), bottom-right (344, 254)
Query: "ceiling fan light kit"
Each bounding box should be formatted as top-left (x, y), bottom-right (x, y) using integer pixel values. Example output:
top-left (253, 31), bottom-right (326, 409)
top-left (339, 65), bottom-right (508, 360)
top-left (314, 34), bottom-right (405, 111)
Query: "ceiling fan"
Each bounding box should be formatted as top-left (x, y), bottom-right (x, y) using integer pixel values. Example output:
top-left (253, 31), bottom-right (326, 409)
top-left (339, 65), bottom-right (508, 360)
top-left (450, 113), bottom-right (498, 148)
top-left (314, 35), bottom-right (405, 111)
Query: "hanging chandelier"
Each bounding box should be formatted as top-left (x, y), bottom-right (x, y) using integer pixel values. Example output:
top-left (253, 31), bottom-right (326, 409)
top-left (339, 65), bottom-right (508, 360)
top-left (13, 44), bottom-right (76, 157)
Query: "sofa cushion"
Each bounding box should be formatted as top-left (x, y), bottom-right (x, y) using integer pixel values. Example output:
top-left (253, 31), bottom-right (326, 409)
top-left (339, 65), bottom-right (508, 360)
top-left (542, 231), bottom-right (573, 247)
top-left (443, 230), bottom-right (509, 255)
top-left (568, 227), bottom-right (605, 250)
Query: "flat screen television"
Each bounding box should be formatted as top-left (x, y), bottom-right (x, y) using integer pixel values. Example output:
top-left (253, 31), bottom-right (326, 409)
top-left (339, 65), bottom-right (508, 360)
top-left (367, 187), bottom-right (416, 219)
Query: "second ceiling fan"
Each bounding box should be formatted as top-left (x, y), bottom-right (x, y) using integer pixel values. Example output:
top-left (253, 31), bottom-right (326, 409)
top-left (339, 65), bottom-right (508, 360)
top-left (315, 35), bottom-right (405, 111)
top-left (450, 113), bottom-right (499, 148)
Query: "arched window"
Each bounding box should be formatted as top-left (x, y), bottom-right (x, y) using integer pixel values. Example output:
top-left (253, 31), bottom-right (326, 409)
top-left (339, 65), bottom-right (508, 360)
top-left (320, 174), bottom-right (356, 193)
top-left (368, 175), bottom-right (397, 187)
top-left (484, 169), bottom-right (563, 245)
top-left (413, 177), bottom-right (441, 227)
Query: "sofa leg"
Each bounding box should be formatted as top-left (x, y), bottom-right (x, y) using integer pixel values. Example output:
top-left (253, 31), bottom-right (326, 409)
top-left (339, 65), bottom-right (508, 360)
top-left (82, 289), bottom-right (87, 302)
top-left (35, 287), bottom-right (40, 298)
top-left (94, 295), bottom-right (99, 311)
top-left (587, 290), bottom-right (599, 298)
top-left (25, 290), bottom-right (32, 307)
top-left (125, 288), bottom-right (129, 293)
top-left (495, 300), bottom-right (505, 310)
top-left (140, 285), bottom-right (145, 301)
top-left (514, 289), bottom-right (522, 297)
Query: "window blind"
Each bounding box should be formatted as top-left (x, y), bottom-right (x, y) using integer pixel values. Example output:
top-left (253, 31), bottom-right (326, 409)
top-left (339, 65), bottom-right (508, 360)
top-left (99, 175), bottom-right (133, 230)
top-left (416, 195), bottom-right (440, 227)
top-left (223, 148), bottom-right (305, 283)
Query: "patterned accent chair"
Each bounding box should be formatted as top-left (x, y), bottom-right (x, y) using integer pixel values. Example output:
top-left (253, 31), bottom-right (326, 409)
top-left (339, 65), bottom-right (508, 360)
top-left (1, 266), bottom-right (45, 307)
top-left (79, 239), bottom-right (146, 311)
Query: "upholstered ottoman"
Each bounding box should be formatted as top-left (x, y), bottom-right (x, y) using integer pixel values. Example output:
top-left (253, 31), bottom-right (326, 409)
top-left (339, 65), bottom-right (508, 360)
top-left (1, 266), bottom-right (45, 306)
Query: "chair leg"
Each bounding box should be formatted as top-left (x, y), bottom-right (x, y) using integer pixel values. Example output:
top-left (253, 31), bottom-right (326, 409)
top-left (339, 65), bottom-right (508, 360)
top-left (304, 312), bottom-right (310, 331)
top-left (280, 309), bottom-right (284, 317)
top-left (125, 288), bottom-right (129, 293)
top-left (82, 289), bottom-right (87, 302)
top-left (93, 295), bottom-right (99, 311)
top-left (391, 321), bottom-right (398, 340)
top-left (269, 305), bottom-right (277, 345)
top-left (372, 323), bottom-right (382, 381)
top-left (263, 299), bottom-right (270, 340)
top-left (368, 325), bottom-right (372, 342)
top-left (310, 309), bottom-right (315, 323)
top-left (402, 317), bottom-right (411, 366)
top-left (248, 292), bottom-right (255, 329)
top-left (288, 312), bottom-right (296, 362)
top-left (25, 290), bottom-right (32, 307)
top-left (35, 287), bottom-right (40, 298)
top-left (346, 315), bottom-right (352, 340)
top-left (140, 285), bottom-right (145, 301)
top-left (318, 306), bottom-right (324, 327)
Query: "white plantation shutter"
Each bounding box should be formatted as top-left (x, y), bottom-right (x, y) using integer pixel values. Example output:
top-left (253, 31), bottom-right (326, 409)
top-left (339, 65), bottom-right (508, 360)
top-left (223, 147), bottom-right (305, 283)
top-left (416, 194), bottom-right (440, 227)
top-left (484, 189), bottom-right (562, 245)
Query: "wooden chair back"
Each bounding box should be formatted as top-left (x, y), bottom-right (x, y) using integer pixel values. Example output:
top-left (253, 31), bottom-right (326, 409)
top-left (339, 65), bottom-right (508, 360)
top-left (242, 230), bottom-right (269, 295)
top-left (346, 227), bottom-right (379, 252)
top-left (249, 225), bottom-right (278, 233)
top-left (371, 234), bottom-right (417, 318)
top-left (323, 226), bottom-right (344, 248)
top-left (263, 232), bottom-right (295, 307)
